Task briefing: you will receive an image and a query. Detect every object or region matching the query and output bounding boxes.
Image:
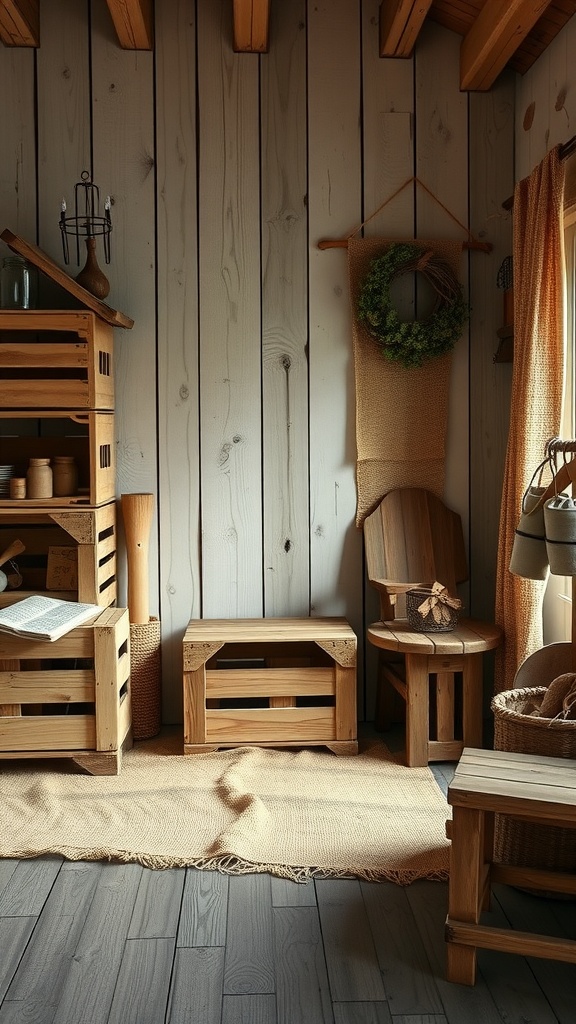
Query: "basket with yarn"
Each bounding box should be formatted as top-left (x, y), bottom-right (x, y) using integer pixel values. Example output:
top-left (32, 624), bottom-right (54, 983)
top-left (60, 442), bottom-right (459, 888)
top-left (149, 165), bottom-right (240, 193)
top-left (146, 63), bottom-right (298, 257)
top-left (405, 581), bottom-right (462, 632)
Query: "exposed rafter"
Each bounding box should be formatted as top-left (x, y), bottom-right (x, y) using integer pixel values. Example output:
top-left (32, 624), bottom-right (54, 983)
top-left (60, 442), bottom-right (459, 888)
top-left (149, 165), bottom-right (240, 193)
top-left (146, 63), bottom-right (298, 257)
top-left (104, 0), bottom-right (153, 51)
top-left (379, 0), bottom-right (434, 58)
top-left (0, 0), bottom-right (39, 47)
top-left (233, 0), bottom-right (270, 53)
top-left (460, 0), bottom-right (553, 91)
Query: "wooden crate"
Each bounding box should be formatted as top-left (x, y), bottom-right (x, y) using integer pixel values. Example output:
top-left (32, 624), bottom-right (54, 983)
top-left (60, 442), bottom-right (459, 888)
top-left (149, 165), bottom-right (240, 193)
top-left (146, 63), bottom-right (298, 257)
top-left (183, 617), bottom-right (358, 755)
top-left (0, 502), bottom-right (117, 607)
top-left (0, 310), bottom-right (114, 410)
top-left (0, 410), bottom-right (115, 506)
top-left (0, 606), bottom-right (131, 775)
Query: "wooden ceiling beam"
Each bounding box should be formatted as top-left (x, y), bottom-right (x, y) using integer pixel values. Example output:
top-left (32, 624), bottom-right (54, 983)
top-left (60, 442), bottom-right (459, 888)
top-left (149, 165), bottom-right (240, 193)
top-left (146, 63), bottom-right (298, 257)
top-left (379, 0), bottom-right (434, 58)
top-left (233, 0), bottom-right (270, 53)
top-left (460, 0), bottom-right (553, 91)
top-left (104, 0), bottom-right (153, 50)
top-left (0, 0), bottom-right (39, 47)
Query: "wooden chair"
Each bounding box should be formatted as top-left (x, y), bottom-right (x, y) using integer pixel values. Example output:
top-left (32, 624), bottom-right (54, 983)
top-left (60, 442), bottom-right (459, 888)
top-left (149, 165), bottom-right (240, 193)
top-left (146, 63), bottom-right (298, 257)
top-left (364, 488), bottom-right (502, 766)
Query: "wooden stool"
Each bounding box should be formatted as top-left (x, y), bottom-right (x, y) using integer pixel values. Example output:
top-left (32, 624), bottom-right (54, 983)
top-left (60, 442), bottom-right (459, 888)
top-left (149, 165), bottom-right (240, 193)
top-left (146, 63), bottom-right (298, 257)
top-left (367, 619), bottom-right (502, 767)
top-left (446, 747), bottom-right (576, 986)
top-left (183, 617), bottom-right (357, 755)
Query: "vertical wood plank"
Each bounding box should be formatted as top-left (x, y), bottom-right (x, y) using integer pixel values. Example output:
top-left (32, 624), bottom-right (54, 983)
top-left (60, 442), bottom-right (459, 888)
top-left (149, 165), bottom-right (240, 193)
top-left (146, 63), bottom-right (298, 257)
top-left (155, 0), bottom-right (200, 724)
top-left (155, 0), bottom-right (200, 722)
top-left (261, 0), bottom-right (309, 617)
top-left (197, 0), bottom-right (263, 618)
top-left (0, 43), bottom-right (36, 257)
top-left (307, 0), bottom-right (363, 705)
top-left (36, 0), bottom-right (90, 281)
top-left (0, 857), bottom-right (63, 916)
top-left (0, 918), bottom-right (36, 1005)
top-left (90, 1), bottom-right (158, 611)
top-left (468, 74), bottom-right (514, 633)
top-left (360, 0), bottom-right (416, 719)
top-left (415, 22), bottom-right (469, 557)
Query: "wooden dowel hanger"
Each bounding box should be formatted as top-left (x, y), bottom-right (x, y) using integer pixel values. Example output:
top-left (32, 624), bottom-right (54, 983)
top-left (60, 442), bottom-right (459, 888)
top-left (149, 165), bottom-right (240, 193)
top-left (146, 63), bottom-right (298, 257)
top-left (318, 175), bottom-right (493, 253)
top-left (502, 134), bottom-right (576, 211)
top-left (527, 438), bottom-right (576, 514)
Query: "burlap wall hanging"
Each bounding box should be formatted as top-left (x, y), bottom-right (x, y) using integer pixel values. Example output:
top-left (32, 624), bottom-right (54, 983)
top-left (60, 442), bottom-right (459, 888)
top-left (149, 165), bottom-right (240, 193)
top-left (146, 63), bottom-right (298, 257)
top-left (348, 235), bottom-right (466, 526)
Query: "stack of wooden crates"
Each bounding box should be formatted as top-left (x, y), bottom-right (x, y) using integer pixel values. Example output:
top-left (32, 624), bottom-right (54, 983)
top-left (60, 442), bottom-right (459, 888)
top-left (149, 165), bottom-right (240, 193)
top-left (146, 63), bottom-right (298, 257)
top-left (0, 296), bottom-right (132, 774)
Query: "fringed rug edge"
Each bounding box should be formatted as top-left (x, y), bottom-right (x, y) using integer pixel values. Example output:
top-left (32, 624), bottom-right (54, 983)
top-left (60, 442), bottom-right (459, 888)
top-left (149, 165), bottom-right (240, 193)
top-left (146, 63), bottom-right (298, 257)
top-left (4, 845), bottom-right (449, 886)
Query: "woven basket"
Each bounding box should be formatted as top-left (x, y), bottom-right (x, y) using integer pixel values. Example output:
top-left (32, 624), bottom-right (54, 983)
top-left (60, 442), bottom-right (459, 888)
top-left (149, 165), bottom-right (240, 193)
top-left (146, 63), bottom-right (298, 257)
top-left (406, 587), bottom-right (459, 632)
top-left (130, 617), bottom-right (162, 741)
top-left (492, 686), bottom-right (576, 873)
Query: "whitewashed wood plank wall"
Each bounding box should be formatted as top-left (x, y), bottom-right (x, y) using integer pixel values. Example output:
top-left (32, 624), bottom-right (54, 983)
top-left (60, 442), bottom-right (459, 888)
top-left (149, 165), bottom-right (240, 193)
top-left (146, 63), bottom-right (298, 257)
top-left (0, 0), bottom-right (520, 723)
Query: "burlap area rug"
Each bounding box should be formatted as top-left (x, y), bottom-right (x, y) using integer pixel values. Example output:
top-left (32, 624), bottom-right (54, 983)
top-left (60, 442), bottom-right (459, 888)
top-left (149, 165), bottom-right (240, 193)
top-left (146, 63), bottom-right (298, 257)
top-left (0, 734), bottom-right (450, 885)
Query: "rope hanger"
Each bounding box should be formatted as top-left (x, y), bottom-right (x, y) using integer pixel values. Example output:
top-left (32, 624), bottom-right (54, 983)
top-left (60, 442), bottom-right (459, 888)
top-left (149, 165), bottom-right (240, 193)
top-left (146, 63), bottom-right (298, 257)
top-left (317, 175), bottom-right (492, 253)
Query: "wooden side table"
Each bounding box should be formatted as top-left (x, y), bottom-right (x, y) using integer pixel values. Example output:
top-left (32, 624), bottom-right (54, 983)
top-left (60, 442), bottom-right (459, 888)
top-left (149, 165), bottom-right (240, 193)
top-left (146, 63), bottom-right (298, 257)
top-left (183, 617), bottom-right (357, 755)
top-left (446, 746), bottom-right (576, 985)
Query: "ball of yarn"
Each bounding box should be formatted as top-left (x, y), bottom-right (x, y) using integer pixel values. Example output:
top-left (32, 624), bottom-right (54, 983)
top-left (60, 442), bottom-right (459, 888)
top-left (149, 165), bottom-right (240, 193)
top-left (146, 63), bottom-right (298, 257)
top-left (539, 672), bottom-right (576, 720)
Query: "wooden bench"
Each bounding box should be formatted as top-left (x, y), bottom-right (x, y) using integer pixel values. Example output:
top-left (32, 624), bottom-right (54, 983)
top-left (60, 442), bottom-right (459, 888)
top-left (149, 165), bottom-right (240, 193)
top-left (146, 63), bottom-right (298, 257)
top-left (183, 617), bottom-right (357, 755)
top-left (446, 746), bottom-right (576, 985)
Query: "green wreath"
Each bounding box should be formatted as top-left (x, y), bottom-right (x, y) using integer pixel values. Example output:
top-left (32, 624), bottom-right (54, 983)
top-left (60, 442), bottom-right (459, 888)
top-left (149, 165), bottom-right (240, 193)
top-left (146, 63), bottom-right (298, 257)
top-left (356, 242), bottom-right (469, 368)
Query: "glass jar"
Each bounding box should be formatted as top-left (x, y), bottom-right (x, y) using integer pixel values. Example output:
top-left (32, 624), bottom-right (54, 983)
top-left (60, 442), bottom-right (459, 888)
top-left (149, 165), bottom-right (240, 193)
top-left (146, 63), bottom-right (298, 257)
top-left (0, 255), bottom-right (38, 309)
top-left (52, 456), bottom-right (78, 497)
top-left (26, 458), bottom-right (53, 499)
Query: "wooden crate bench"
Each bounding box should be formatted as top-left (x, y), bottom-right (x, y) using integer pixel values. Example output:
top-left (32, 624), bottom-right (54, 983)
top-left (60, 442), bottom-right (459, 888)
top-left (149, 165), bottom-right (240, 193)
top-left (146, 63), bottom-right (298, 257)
top-left (0, 503), bottom-right (117, 607)
top-left (0, 606), bottom-right (131, 775)
top-left (446, 747), bottom-right (576, 985)
top-left (183, 617), bottom-right (358, 755)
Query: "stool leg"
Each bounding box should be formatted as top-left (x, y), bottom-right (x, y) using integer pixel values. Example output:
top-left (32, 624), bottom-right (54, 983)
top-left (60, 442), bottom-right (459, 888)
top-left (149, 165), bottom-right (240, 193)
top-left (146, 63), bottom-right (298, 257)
top-left (405, 654), bottom-right (429, 767)
top-left (462, 655), bottom-right (483, 749)
top-left (446, 806), bottom-right (483, 985)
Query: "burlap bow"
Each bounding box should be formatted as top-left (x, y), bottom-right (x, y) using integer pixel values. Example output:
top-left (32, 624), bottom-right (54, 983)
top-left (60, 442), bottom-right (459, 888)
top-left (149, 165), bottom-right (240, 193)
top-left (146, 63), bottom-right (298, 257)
top-left (417, 581), bottom-right (462, 626)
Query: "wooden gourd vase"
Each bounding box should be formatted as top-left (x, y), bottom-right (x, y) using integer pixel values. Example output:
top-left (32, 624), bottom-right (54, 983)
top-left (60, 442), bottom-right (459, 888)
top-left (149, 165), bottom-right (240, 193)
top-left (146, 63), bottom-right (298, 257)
top-left (76, 237), bottom-right (110, 299)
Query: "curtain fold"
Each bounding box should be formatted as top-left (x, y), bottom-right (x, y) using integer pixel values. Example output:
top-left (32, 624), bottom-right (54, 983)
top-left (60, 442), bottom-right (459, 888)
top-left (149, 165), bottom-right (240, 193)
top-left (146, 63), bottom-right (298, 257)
top-left (495, 147), bottom-right (565, 692)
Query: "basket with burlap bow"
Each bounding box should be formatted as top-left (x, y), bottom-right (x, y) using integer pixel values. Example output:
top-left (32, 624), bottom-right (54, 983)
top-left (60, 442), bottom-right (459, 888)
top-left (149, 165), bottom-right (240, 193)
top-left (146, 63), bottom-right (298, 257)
top-left (405, 581), bottom-right (462, 632)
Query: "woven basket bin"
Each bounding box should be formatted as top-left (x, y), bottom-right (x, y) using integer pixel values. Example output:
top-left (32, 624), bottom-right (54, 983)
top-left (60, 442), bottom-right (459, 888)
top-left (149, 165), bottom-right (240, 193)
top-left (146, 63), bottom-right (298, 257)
top-left (491, 686), bottom-right (576, 873)
top-left (405, 587), bottom-right (459, 632)
top-left (130, 617), bottom-right (162, 741)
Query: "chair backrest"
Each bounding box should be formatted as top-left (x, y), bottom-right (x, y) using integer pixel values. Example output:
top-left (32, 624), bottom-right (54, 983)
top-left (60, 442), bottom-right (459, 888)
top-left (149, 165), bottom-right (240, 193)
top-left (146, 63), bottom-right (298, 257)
top-left (363, 488), bottom-right (468, 620)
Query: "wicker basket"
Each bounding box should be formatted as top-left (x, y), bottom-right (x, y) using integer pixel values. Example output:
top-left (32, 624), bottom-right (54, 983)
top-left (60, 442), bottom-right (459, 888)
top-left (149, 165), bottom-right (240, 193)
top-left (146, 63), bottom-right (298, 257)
top-left (130, 617), bottom-right (162, 741)
top-left (492, 686), bottom-right (576, 873)
top-left (406, 587), bottom-right (459, 632)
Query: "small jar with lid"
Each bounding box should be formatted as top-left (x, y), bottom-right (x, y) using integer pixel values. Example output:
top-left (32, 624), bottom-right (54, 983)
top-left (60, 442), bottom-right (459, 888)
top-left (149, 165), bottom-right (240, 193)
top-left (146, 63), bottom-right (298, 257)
top-left (52, 456), bottom-right (78, 497)
top-left (0, 255), bottom-right (38, 309)
top-left (26, 458), bottom-right (53, 499)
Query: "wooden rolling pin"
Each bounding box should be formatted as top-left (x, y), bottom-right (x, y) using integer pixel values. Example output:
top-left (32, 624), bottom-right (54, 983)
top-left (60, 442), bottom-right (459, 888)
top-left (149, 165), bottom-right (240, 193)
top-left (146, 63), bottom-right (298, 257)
top-left (0, 539), bottom-right (25, 568)
top-left (120, 493), bottom-right (155, 624)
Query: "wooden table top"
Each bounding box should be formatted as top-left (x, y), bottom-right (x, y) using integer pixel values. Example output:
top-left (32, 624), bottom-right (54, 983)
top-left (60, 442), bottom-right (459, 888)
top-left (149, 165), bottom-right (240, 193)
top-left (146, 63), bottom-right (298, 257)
top-left (183, 617), bottom-right (356, 644)
top-left (448, 746), bottom-right (576, 824)
top-left (367, 617), bottom-right (502, 655)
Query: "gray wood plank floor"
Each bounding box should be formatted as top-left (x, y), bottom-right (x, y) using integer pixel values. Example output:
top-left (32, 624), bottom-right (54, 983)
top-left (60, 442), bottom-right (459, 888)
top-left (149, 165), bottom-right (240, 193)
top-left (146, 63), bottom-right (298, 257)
top-left (1, 738), bottom-right (574, 1024)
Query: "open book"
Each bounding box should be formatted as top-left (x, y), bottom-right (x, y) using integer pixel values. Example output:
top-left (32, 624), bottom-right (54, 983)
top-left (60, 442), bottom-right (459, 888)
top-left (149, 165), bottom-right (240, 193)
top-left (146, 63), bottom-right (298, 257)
top-left (0, 596), bottom-right (101, 642)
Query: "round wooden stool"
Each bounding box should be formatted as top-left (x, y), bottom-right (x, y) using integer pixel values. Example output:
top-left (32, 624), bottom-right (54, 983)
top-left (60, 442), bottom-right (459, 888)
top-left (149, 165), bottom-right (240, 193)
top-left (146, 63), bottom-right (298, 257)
top-left (367, 618), bottom-right (502, 766)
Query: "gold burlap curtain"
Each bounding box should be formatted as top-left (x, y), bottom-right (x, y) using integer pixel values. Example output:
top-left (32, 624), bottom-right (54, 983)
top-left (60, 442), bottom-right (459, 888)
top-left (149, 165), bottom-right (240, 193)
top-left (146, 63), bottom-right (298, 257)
top-left (495, 147), bottom-right (565, 692)
top-left (348, 237), bottom-right (464, 527)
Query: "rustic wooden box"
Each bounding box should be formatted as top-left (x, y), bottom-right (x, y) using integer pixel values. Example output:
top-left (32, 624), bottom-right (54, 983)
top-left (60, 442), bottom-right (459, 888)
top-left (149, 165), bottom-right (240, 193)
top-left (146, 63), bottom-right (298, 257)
top-left (183, 617), bottom-right (358, 755)
top-left (0, 310), bottom-right (114, 410)
top-left (0, 410), bottom-right (115, 507)
top-left (0, 606), bottom-right (131, 774)
top-left (0, 502), bottom-right (117, 607)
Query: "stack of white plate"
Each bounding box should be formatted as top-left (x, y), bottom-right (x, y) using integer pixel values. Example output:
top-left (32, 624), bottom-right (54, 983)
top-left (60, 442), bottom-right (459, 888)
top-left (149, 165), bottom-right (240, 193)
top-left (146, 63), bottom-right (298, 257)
top-left (0, 465), bottom-right (15, 498)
